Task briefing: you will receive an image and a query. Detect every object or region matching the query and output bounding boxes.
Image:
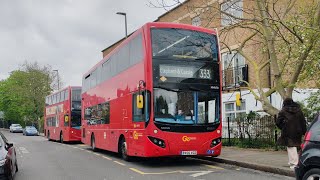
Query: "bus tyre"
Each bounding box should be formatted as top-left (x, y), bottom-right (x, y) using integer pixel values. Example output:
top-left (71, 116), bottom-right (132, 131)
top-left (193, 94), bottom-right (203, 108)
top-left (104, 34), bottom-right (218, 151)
top-left (91, 134), bottom-right (96, 152)
top-left (47, 131), bottom-right (50, 141)
top-left (120, 139), bottom-right (131, 161)
top-left (60, 132), bottom-right (63, 143)
top-left (15, 159), bottom-right (18, 172)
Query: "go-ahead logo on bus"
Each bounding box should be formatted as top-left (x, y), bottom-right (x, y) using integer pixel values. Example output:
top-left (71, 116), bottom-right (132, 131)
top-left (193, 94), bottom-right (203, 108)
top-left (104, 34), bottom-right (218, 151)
top-left (133, 131), bottom-right (143, 140)
top-left (182, 136), bottom-right (196, 142)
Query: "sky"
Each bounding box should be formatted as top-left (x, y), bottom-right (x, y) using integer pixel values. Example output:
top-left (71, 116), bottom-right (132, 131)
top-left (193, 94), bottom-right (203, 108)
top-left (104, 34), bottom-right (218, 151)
top-left (0, 0), bottom-right (175, 87)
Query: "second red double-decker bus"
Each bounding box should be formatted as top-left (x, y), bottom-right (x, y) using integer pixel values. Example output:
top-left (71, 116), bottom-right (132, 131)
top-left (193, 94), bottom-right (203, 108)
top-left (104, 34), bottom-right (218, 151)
top-left (44, 86), bottom-right (82, 142)
top-left (81, 22), bottom-right (222, 160)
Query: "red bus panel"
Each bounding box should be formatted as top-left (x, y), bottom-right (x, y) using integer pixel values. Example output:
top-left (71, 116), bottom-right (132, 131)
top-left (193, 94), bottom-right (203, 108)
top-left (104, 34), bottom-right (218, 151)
top-left (44, 86), bottom-right (82, 142)
top-left (81, 22), bottom-right (222, 159)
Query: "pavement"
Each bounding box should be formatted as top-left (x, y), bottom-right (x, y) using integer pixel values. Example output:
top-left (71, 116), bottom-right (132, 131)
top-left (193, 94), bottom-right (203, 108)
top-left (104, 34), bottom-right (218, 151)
top-left (207, 146), bottom-right (295, 177)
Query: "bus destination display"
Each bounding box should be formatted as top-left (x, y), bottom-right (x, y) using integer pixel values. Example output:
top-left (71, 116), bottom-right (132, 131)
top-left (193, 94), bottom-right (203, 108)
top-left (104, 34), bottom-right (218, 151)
top-left (159, 64), bottom-right (212, 79)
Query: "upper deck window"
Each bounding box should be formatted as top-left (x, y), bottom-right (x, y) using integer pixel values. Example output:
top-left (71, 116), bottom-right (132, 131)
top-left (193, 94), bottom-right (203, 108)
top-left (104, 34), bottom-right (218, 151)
top-left (82, 33), bottom-right (144, 92)
top-left (72, 88), bottom-right (81, 101)
top-left (71, 88), bottom-right (81, 111)
top-left (151, 28), bottom-right (218, 61)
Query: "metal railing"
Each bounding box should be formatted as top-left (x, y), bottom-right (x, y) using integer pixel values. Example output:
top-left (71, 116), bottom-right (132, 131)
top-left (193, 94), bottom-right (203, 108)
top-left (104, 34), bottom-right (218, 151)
top-left (222, 115), bottom-right (282, 149)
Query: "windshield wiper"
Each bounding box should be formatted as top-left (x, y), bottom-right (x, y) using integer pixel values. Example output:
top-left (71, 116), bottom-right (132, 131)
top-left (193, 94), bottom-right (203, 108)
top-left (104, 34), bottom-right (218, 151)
top-left (186, 85), bottom-right (208, 92)
top-left (154, 85), bottom-right (181, 92)
top-left (152, 55), bottom-right (171, 59)
top-left (155, 85), bottom-right (208, 93)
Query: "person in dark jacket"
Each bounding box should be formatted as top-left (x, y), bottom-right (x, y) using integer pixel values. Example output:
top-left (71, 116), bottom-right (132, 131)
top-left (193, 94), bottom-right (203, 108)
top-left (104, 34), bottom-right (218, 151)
top-left (276, 98), bottom-right (307, 169)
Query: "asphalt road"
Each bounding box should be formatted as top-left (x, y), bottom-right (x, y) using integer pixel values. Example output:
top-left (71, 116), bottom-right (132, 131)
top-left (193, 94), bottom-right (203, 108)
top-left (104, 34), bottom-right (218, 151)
top-left (2, 130), bottom-right (294, 180)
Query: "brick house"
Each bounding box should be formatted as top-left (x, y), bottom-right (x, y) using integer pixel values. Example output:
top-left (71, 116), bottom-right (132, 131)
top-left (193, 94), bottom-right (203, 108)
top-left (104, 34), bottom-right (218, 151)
top-left (101, 0), bottom-right (317, 131)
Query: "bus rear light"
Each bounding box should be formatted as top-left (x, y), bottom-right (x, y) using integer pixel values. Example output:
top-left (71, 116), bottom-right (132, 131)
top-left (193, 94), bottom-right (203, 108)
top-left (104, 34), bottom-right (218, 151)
top-left (210, 137), bottom-right (221, 148)
top-left (301, 142), bottom-right (306, 151)
top-left (301, 131), bottom-right (312, 151)
top-left (148, 136), bottom-right (166, 148)
top-left (305, 131), bottom-right (312, 141)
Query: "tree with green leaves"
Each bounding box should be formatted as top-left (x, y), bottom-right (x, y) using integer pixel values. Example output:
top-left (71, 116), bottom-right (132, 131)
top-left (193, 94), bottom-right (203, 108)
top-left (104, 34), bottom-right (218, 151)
top-left (300, 90), bottom-right (320, 122)
top-left (151, 0), bottom-right (320, 115)
top-left (0, 62), bottom-right (55, 129)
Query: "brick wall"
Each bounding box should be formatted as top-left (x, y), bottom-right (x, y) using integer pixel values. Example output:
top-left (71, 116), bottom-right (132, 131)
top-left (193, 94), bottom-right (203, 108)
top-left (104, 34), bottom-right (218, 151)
top-left (101, 0), bottom-right (316, 89)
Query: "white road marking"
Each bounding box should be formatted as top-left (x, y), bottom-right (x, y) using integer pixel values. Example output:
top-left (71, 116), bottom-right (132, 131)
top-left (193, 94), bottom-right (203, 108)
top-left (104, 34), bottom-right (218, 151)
top-left (19, 147), bottom-right (29, 154)
top-left (102, 156), bottom-right (112, 160)
top-left (188, 171), bottom-right (213, 178)
top-left (180, 170), bottom-right (214, 178)
top-left (129, 169), bottom-right (214, 177)
top-left (113, 161), bottom-right (126, 166)
top-left (16, 148), bottom-right (23, 158)
top-left (94, 153), bottom-right (101, 156)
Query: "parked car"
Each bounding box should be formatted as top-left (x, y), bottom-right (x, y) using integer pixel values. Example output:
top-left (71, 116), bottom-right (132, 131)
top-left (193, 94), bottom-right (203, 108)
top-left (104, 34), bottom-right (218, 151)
top-left (23, 126), bottom-right (39, 136)
top-left (9, 124), bottom-right (23, 133)
top-left (295, 114), bottom-right (320, 180)
top-left (0, 131), bottom-right (18, 179)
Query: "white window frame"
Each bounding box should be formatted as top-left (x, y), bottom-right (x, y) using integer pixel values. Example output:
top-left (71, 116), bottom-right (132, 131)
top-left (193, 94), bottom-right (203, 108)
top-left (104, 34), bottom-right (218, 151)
top-left (224, 100), bottom-right (246, 121)
top-left (222, 51), bottom-right (245, 87)
top-left (221, 0), bottom-right (243, 26)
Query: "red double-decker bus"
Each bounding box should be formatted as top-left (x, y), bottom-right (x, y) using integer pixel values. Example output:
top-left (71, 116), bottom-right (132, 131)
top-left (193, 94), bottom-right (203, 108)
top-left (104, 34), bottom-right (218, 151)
top-left (44, 86), bottom-right (82, 142)
top-left (81, 22), bottom-right (222, 160)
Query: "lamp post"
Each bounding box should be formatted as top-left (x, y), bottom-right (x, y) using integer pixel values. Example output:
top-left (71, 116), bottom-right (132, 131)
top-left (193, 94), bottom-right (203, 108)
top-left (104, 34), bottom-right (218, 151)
top-left (53, 70), bottom-right (59, 90)
top-left (116, 12), bottom-right (127, 38)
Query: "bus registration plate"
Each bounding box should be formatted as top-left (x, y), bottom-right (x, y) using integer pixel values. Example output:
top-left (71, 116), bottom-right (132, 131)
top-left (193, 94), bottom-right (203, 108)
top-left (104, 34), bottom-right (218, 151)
top-left (181, 151), bottom-right (197, 155)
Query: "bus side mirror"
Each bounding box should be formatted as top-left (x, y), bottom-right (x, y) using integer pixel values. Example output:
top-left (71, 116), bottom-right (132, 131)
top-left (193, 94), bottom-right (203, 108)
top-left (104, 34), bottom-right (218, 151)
top-left (137, 95), bottom-right (144, 109)
top-left (64, 115), bottom-right (69, 122)
top-left (5, 143), bottom-right (13, 150)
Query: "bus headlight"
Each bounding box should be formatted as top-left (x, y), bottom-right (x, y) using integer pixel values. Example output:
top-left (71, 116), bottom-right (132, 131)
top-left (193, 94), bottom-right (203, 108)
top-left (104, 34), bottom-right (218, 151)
top-left (210, 137), bottom-right (221, 148)
top-left (148, 136), bottom-right (166, 148)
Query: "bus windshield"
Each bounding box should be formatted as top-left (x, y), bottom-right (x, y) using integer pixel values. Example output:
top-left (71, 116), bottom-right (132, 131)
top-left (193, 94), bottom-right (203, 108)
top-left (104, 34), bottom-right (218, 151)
top-left (71, 111), bottom-right (81, 129)
top-left (72, 89), bottom-right (81, 101)
top-left (72, 101), bottom-right (81, 111)
top-left (154, 88), bottom-right (219, 125)
top-left (151, 28), bottom-right (218, 61)
top-left (72, 88), bottom-right (81, 111)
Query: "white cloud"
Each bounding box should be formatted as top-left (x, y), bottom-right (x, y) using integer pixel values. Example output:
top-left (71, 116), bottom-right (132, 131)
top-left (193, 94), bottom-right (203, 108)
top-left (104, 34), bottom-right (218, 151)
top-left (0, 0), bottom-right (172, 86)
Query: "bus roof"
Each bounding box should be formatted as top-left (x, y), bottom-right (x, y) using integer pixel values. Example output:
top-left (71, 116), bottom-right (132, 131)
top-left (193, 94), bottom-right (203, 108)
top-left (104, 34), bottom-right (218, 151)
top-left (145, 22), bottom-right (216, 34)
top-left (46, 86), bottom-right (81, 98)
top-left (83, 22), bottom-right (217, 78)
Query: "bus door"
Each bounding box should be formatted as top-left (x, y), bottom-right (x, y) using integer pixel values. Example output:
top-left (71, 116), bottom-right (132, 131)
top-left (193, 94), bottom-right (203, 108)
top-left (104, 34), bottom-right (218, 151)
top-left (129, 92), bottom-right (148, 156)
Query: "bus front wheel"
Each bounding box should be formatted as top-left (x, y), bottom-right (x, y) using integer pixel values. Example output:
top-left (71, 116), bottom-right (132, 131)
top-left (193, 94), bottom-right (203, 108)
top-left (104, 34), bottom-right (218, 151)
top-left (91, 134), bottom-right (96, 152)
top-left (119, 138), bottom-right (131, 161)
top-left (60, 132), bottom-right (63, 143)
top-left (47, 131), bottom-right (50, 141)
